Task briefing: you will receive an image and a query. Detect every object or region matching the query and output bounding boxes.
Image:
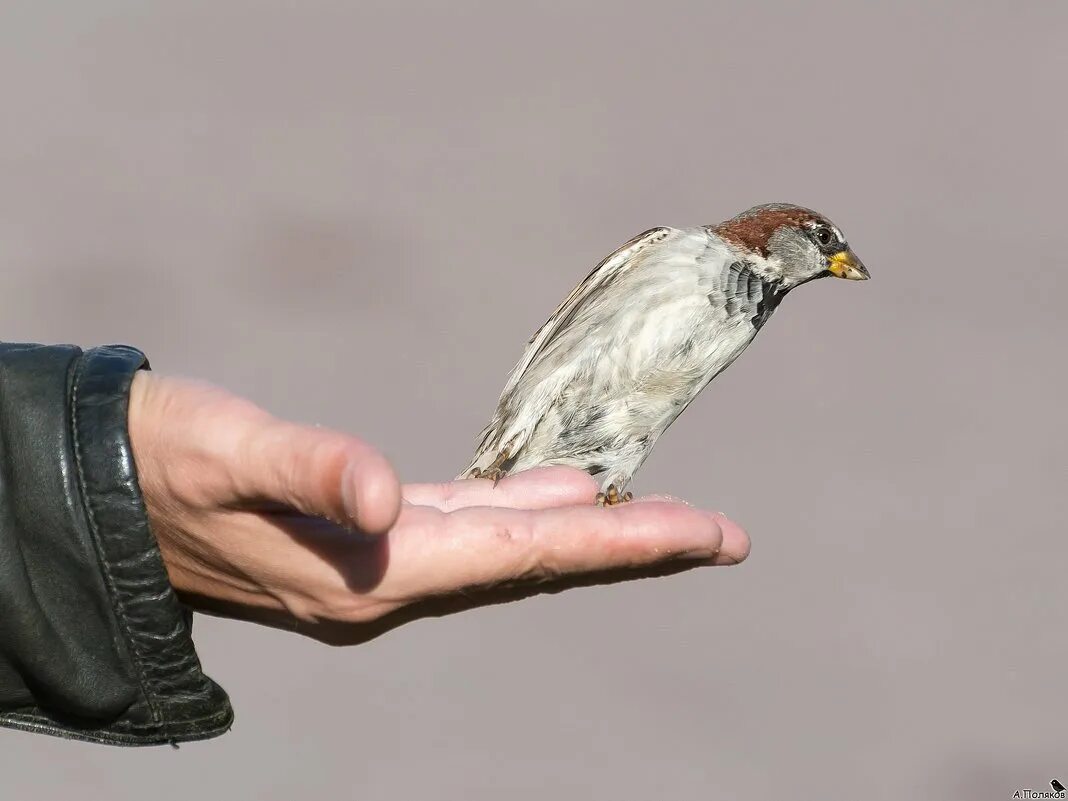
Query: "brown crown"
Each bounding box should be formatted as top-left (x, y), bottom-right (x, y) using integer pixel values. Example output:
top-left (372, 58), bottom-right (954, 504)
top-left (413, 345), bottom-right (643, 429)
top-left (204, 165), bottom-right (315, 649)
top-left (712, 203), bottom-right (827, 257)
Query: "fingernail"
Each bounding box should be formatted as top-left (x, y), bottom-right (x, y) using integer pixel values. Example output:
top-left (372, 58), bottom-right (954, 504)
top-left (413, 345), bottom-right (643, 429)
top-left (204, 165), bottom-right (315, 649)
top-left (678, 547), bottom-right (720, 560)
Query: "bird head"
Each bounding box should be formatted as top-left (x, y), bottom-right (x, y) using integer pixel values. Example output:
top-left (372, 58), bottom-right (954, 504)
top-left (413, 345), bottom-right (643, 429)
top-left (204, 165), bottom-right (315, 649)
top-left (714, 203), bottom-right (869, 288)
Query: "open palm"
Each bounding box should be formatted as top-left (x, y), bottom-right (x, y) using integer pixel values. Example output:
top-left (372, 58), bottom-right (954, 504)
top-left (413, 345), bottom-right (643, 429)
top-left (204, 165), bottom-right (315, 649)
top-left (128, 373), bottom-right (749, 645)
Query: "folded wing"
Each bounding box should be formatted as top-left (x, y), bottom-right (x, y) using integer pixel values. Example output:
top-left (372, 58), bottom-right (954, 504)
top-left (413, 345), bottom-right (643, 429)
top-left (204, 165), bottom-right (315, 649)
top-left (460, 227), bottom-right (674, 477)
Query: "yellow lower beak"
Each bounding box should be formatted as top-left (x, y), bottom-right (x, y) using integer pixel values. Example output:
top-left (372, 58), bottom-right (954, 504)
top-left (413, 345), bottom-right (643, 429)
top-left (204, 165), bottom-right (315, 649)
top-left (827, 249), bottom-right (870, 280)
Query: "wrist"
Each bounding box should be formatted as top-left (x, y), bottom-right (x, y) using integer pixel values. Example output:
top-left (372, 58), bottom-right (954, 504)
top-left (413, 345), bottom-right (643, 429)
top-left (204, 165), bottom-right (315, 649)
top-left (128, 371), bottom-right (193, 595)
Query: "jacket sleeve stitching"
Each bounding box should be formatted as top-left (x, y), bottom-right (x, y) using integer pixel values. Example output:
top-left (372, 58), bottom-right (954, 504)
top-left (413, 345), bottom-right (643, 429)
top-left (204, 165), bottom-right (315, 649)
top-left (1, 705), bottom-right (231, 733)
top-left (67, 353), bottom-right (163, 725)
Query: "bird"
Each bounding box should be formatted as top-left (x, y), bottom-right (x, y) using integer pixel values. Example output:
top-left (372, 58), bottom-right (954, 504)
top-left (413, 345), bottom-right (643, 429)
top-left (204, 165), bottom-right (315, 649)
top-left (460, 203), bottom-right (869, 505)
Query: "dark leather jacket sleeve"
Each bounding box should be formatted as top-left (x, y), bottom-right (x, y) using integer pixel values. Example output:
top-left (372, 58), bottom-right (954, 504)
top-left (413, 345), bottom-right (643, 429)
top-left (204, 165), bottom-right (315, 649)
top-left (0, 343), bottom-right (232, 745)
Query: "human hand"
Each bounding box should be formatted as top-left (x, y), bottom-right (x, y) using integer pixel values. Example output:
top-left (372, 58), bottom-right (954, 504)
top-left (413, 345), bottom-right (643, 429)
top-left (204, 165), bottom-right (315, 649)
top-left (128, 373), bottom-right (750, 645)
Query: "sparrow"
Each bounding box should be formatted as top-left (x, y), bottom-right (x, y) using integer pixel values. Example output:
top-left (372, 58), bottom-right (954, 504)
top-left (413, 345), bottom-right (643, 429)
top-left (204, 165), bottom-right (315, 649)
top-left (460, 203), bottom-right (869, 505)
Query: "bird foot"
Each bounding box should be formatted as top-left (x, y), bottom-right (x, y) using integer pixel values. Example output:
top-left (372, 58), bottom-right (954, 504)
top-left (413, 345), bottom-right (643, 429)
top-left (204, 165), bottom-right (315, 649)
top-left (468, 449), bottom-right (511, 487)
top-left (469, 465), bottom-right (506, 485)
top-left (596, 484), bottom-right (633, 507)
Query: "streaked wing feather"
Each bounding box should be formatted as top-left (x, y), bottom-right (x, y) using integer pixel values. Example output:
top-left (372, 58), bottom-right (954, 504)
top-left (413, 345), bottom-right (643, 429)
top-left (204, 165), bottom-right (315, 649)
top-left (460, 226), bottom-right (674, 477)
top-left (500, 226), bottom-right (672, 399)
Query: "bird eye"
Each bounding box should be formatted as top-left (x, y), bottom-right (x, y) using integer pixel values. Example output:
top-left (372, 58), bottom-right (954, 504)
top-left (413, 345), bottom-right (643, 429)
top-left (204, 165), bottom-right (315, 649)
top-left (813, 226), bottom-right (834, 247)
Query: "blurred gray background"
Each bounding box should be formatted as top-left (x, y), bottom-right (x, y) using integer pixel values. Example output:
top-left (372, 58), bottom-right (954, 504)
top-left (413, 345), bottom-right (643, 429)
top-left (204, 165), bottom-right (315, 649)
top-left (1, 1), bottom-right (1065, 799)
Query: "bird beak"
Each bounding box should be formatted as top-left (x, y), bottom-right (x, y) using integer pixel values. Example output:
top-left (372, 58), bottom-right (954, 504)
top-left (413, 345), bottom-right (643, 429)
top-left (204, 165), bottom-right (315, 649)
top-left (826, 249), bottom-right (870, 280)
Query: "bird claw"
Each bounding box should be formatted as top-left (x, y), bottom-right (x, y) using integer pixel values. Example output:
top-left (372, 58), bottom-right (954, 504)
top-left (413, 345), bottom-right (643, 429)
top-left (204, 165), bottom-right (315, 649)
top-left (468, 449), bottom-right (511, 487)
top-left (469, 466), bottom-right (506, 486)
top-left (596, 485), bottom-right (633, 507)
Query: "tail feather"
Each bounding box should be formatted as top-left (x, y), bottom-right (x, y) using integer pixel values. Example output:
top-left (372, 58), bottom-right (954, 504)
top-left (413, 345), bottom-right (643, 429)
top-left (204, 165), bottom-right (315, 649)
top-left (457, 419), bottom-right (502, 479)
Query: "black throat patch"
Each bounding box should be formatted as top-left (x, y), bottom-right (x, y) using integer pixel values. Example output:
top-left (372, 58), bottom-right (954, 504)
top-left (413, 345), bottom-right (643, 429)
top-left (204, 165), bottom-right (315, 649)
top-left (752, 277), bottom-right (786, 330)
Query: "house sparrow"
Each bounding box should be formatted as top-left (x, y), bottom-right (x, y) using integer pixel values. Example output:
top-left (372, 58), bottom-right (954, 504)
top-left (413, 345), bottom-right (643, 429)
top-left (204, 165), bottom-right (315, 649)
top-left (460, 203), bottom-right (869, 505)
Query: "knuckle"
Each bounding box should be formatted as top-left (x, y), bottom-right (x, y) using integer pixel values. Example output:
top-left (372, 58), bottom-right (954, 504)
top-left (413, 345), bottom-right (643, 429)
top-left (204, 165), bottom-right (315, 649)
top-left (435, 480), bottom-right (460, 512)
top-left (512, 539), bottom-right (562, 584)
top-left (311, 587), bottom-right (397, 626)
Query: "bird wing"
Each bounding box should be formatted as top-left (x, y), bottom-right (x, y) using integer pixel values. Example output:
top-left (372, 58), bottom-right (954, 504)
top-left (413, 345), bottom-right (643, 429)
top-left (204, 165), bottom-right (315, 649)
top-left (502, 226), bottom-right (673, 399)
top-left (461, 226), bottom-right (675, 475)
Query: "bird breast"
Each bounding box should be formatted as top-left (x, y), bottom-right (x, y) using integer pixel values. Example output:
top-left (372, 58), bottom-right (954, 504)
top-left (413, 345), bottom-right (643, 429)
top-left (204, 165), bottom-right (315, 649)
top-left (554, 240), bottom-right (764, 427)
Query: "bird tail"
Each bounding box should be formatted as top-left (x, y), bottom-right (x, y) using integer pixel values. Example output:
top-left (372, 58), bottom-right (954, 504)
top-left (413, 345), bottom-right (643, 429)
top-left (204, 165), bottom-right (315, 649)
top-left (456, 421), bottom-right (500, 479)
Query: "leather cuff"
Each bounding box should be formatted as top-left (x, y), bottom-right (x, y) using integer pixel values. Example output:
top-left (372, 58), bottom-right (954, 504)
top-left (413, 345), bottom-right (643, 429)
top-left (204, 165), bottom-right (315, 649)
top-left (0, 344), bottom-right (233, 745)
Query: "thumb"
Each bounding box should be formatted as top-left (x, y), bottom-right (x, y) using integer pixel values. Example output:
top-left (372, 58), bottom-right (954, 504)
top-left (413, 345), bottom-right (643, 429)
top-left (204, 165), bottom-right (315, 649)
top-left (238, 419), bottom-right (402, 535)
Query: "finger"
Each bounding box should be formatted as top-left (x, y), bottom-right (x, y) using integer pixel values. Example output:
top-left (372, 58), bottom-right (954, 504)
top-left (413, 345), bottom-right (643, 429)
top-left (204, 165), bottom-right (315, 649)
top-left (236, 420), bottom-right (402, 535)
top-left (707, 511), bottom-right (751, 565)
top-left (630, 496), bottom-right (750, 566)
top-left (402, 466), bottom-right (598, 511)
top-left (385, 501), bottom-right (736, 600)
top-left (308, 559), bottom-right (709, 646)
